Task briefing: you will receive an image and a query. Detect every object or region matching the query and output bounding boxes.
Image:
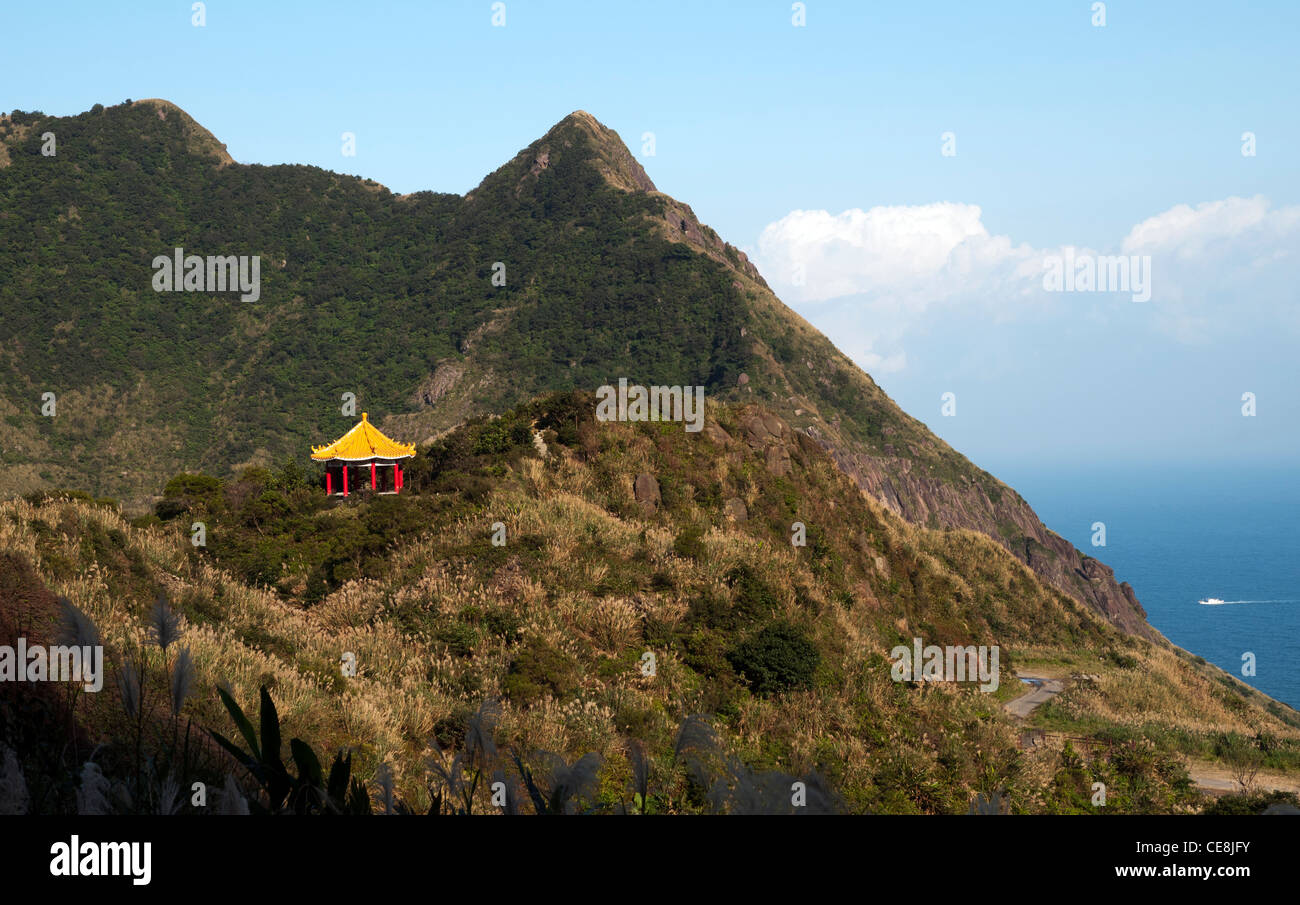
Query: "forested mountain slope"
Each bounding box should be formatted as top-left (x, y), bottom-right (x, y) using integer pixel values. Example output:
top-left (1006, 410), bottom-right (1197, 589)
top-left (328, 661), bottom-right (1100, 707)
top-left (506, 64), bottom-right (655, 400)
top-left (0, 99), bottom-right (1144, 636)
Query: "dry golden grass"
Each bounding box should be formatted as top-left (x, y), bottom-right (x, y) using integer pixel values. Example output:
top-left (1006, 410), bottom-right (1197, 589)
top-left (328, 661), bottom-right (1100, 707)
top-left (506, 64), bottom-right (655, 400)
top-left (4, 413), bottom-right (1297, 811)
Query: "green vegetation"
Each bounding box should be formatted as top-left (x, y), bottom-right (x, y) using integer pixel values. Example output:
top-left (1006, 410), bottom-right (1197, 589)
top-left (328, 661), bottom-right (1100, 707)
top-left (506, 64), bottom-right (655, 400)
top-left (0, 102), bottom-right (746, 503)
top-left (2, 103), bottom-right (1292, 815)
top-left (1, 99), bottom-right (1147, 649)
top-left (4, 390), bottom-right (1298, 814)
top-left (726, 622), bottom-right (821, 696)
top-left (0, 100), bottom-right (1001, 519)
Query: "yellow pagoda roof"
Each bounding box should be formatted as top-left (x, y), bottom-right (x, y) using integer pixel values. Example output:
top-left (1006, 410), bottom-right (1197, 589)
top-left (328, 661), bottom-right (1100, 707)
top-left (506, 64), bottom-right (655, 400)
top-left (311, 413), bottom-right (415, 461)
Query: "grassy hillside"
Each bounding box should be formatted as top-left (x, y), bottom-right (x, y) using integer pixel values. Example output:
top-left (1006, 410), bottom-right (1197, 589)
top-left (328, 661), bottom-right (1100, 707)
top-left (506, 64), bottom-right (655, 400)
top-left (3, 393), bottom-right (1296, 814)
top-left (0, 99), bottom-right (1148, 638)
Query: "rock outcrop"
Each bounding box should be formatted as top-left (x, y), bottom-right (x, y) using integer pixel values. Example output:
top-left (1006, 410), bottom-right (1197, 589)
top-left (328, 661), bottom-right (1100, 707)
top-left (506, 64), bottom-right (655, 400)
top-left (633, 473), bottom-right (661, 513)
top-left (730, 404), bottom-right (1153, 639)
top-left (824, 444), bottom-right (1154, 639)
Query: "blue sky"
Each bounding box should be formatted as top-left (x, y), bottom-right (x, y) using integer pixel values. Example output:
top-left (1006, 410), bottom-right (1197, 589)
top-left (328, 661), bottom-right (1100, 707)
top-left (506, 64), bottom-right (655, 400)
top-left (4, 0), bottom-right (1297, 468)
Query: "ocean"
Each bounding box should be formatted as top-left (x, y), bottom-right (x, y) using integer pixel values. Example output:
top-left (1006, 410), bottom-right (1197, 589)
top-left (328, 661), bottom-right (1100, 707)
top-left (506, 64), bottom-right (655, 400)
top-left (987, 462), bottom-right (1300, 710)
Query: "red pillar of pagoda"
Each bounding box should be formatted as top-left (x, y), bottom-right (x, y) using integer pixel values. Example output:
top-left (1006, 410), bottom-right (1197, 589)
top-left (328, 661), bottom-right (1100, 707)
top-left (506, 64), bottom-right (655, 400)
top-left (326, 471), bottom-right (332, 495)
top-left (371, 461), bottom-right (377, 490)
top-left (396, 463), bottom-right (402, 493)
top-left (342, 465), bottom-right (348, 497)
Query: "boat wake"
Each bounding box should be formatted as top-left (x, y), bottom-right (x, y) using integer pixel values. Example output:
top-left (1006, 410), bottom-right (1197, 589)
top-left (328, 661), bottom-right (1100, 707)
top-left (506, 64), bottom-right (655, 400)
top-left (1198, 598), bottom-right (1300, 606)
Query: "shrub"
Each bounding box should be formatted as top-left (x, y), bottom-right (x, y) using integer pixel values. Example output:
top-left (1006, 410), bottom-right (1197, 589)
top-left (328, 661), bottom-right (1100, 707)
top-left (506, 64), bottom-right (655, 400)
top-left (434, 621), bottom-right (479, 657)
top-left (531, 391), bottom-right (590, 447)
top-left (724, 563), bottom-right (779, 624)
top-left (672, 525), bottom-right (706, 560)
top-left (727, 621), bottom-right (820, 696)
top-left (503, 639), bottom-right (579, 703)
top-left (163, 473), bottom-right (222, 498)
top-left (271, 457), bottom-right (315, 492)
top-left (484, 609), bottom-right (523, 643)
top-left (154, 498), bottom-right (190, 521)
top-left (1202, 790), bottom-right (1300, 816)
top-left (472, 418), bottom-right (532, 455)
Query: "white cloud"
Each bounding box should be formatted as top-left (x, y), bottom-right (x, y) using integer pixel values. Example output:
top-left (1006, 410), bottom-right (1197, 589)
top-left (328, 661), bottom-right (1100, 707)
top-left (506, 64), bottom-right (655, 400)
top-left (755, 202), bottom-right (1031, 305)
top-left (1121, 195), bottom-right (1298, 257)
top-left (752, 196), bottom-right (1300, 370)
top-left (1122, 196), bottom-right (1300, 340)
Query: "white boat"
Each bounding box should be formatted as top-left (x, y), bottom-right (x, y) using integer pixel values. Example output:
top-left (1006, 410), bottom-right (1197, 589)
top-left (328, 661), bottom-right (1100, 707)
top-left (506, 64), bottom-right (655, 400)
top-left (1198, 597), bottom-right (1226, 606)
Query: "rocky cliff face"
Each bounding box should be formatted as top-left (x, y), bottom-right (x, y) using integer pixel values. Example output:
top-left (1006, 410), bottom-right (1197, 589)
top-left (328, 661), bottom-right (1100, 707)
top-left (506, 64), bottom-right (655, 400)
top-left (720, 397), bottom-right (1152, 638)
top-left (822, 445), bottom-right (1154, 638)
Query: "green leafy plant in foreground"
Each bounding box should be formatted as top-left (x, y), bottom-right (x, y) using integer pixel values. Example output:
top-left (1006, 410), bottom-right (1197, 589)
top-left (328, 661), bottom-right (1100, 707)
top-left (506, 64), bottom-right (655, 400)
top-left (208, 685), bottom-right (370, 814)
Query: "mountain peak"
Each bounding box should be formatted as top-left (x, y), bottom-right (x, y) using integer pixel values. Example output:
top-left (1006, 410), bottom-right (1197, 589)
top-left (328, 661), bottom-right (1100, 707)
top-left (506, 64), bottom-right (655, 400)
top-left (131, 98), bottom-right (234, 166)
top-left (538, 110), bottom-right (657, 194)
top-left (556, 109), bottom-right (601, 127)
top-left (465, 109), bottom-right (656, 203)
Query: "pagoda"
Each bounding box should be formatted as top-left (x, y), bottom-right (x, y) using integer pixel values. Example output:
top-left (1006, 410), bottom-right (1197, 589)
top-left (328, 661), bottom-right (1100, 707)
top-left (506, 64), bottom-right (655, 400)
top-left (310, 412), bottom-right (416, 496)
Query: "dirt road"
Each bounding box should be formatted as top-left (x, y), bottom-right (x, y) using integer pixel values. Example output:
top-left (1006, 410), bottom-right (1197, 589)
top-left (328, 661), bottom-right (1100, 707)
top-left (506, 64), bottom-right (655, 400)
top-left (1186, 762), bottom-right (1300, 796)
top-left (1005, 672), bottom-right (1064, 719)
top-left (1005, 673), bottom-right (1300, 797)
